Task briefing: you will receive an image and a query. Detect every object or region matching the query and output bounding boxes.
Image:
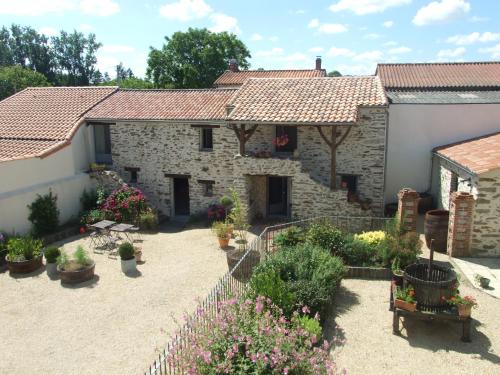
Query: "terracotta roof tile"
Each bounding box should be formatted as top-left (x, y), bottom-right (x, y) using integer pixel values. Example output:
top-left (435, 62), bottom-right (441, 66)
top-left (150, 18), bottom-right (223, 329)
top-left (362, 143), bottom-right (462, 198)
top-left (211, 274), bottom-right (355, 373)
top-left (226, 77), bottom-right (387, 124)
top-left (85, 89), bottom-right (235, 121)
top-left (377, 62), bottom-right (500, 89)
top-left (214, 69), bottom-right (326, 87)
top-left (0, 86), bottom-right (117, 162)
top-left (435, 132), bottom-right (500, 174)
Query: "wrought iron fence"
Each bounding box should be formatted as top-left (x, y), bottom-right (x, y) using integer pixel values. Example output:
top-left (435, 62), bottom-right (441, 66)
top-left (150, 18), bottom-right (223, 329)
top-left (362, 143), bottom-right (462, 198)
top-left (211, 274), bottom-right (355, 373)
top-left (144, 215), bottom-right (390, 375)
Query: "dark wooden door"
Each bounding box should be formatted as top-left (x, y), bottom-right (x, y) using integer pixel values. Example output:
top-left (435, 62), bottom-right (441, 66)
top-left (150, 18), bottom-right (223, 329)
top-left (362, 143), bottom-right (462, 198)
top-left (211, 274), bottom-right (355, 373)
top-left (268, 176), bottom-right (288, 216)
top-left (174, 178), bottom-right (190, 215)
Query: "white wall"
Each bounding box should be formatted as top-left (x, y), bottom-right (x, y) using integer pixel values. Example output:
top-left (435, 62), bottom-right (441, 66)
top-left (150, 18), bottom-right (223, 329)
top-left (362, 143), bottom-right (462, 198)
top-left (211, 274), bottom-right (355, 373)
top-left (385, 104), bottom-right (500, 203)
top-left (0, 125), bottom-right (95, 234)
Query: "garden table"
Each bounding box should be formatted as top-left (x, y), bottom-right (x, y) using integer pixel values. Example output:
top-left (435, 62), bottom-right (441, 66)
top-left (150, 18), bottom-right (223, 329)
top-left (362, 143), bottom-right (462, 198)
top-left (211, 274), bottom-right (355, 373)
top-left (110, 223), bottom-right (135, 242)
top-left (89, 220), bottom-right (117, 249)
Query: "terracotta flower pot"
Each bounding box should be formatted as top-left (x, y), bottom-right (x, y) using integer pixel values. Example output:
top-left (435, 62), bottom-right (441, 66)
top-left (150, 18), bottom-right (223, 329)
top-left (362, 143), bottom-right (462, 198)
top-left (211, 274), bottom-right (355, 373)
top-left (6, 256), bottom-right (43, 274)
top-left (135, 249), bottom-right (142, 262)
top-left (218, 236), bottom-right (230, 249)
top-left (394, 299), bottom-right (417, 312)
top-left (458, 304), bottom-right (472, 318)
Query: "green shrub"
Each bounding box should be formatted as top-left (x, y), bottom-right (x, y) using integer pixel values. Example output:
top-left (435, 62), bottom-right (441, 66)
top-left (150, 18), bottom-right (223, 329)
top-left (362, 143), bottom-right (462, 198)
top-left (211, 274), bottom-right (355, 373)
top-left (248, 268), bottom-right (297, 317)
top-left (27, 191), bottom-right (60, 236)
top-left (306, 221), bottom-right (347, 255)
top-left (253, 244), bottom-right (346, 317)
top-left (219, 195), bottom-right (233, 209)
top-left (296, 315), bottom-right (323, 339)
top-left (273, 226), bottom-right (306, 248)
top-left (6, 236), bottom-right (43, 262)
top-left (377, 232), bottom-right (422, 268)
top-left (339, 235), bottom-right (379, 266)
top-left (138, 211), bottom-right (158, 230)
top-left (74, 245), bottom-right (91, 266)
top-left (81, 209), bottom-right (105, 225)
top-left (118, 242), bottom-right (135, 260)
top-left (44, 246), bottom-right (61, 263)
top-left (80, 189), bottom-right (98, 212)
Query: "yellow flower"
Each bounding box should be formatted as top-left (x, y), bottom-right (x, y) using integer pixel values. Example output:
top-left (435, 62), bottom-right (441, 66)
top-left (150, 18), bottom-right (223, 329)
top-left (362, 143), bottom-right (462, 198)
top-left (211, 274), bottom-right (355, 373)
top-left (354, 231), bottom-right (386, 246)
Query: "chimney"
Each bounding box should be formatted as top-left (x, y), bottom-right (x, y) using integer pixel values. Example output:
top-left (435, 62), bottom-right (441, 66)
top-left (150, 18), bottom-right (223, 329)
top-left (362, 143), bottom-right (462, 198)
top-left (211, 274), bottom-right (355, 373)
top-left (229, 58), bottom-right (239, 72)
top-left (315, 56), bottom-right (322, 70)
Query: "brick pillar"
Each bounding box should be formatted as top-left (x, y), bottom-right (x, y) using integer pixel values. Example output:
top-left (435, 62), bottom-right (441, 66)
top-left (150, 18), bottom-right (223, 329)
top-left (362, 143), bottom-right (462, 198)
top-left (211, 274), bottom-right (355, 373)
top-left (448, 191), bottom-right (475, 257)
top-left (397, 188), bottom-right (419, 233)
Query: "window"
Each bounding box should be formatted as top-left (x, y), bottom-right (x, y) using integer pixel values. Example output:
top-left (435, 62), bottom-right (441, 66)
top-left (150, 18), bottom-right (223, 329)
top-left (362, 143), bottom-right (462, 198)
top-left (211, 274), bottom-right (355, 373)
top-left (450, 172), bottom-right (458, 193)
top-left (275, 126), bottom-right (297, 153)
top-left (125, 167), bottom-right (140, 183)
top-left (198, 180), bottom-right (215, 197)
top-left (94, 124), bottom-right (112, 164)
top-left (340, 174), bottom-right (358, 193)
top-left (200, 128), bottom-right (213, 150)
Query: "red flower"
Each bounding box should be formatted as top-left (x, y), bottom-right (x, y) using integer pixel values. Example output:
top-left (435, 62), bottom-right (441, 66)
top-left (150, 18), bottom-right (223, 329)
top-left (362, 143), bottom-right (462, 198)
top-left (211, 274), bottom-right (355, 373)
top-left (79, 227), bottom-right (86, 234)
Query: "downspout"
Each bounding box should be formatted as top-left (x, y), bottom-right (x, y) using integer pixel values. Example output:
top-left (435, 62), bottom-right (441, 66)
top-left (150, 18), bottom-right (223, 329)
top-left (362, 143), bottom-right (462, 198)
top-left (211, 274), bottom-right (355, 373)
top-left (382, 106), bottom-right (389, 210)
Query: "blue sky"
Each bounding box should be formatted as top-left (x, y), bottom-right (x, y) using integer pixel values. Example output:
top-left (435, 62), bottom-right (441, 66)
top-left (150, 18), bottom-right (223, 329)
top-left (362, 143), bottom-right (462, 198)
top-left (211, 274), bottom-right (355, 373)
top-left (0, 0), bottom-right (499, 78)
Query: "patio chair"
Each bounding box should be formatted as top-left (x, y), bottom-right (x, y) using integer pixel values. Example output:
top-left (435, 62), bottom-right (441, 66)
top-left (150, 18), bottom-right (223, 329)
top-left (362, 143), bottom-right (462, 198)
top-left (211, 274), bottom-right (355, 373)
top-left (89, 230), bottom-right (106, 251)
top-left (129, 226), bottom-right (143, 243)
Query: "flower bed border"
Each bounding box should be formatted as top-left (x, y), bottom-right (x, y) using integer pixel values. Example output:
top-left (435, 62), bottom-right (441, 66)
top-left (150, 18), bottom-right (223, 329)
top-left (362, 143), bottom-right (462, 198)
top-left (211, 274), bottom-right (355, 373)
top-left (346, 266), bottom-right (391, 280)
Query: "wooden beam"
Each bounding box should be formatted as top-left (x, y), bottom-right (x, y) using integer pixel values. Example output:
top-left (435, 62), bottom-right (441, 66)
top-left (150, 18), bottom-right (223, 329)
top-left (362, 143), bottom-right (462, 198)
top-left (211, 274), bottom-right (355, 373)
top-left (330, 126), bottom-right (337, 190)
top-left (244, 124), bottom-right (258, 142)
top-left (190, 124), bottom-right (220, 128)
top-left (316, 126), bottom-right (332, 147)
top-left (164, 173), bottom-right (191, 178)
top-left (336, 126), bottom-right (352, 147)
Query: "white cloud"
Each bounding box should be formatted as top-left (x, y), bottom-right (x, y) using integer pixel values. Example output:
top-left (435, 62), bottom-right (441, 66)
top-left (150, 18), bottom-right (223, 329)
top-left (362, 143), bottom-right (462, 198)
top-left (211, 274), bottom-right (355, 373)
top-left (413, 0), bottom-right (470, 26)
top-left (364, 33), bottom-right (380, 39)
top-left (383, 20), bottom-right (394, 28)
top-left (209, 13), bottom-right (241, 34)
top-left (308, 18), bottom-right (320, 28)
top-left (336, 63), bottom-right (377, 75)
top-left (446, 32), bottom-right (500, 45)
top-left (78, 24), bottom-right (93, 32)
top-left (327, 47), bottom-right (385, 61)
top-left (80, 0), bottom-right (119, 16)
top-left (250, 33), bottom-right (263, 41)
top-left (329, 0), bottom-right (411, 15)
top-left (327, 47), bottom-right (356, 57)
top-left (354, 50), bottom-right (383, 61)
top-left (254, 48), bottom-right (284, 57)
top-left (437, 46), bottom-right (466, 58)
top-left (479, 44), bottom-right (500, 58)
top-left (309, 46), bottom-right (324, 53)
top-left (101, 44), bottom-right (135, 53)
top-left (309, 19), bottom-right (347, 34)
top-left (469, 15), bottom-right (488, 23)
top-left (388, 46), bottom-right (412, 54)
top-left (295, 9), bottom-right (305, 14)
top-left (159, 0), bottom-right (212, 21)
top-left (38, 27), bottom-right (58, 37)
top-left (383, 40), bottom-right (398, 46)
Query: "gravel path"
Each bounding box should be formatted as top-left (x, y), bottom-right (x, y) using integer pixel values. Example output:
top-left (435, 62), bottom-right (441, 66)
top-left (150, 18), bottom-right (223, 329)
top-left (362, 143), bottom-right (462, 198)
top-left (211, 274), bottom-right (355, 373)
top-left (327, 252), bottom-right (500, 375)
top-left (0, 226), bottom-right (233, 375)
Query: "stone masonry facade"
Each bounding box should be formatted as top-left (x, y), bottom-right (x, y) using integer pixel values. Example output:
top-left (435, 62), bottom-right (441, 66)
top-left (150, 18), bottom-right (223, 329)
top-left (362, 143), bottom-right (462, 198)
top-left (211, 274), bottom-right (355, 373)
top-left (108, 106), bottom-right (387, 221)
top-left (437, 158), bottom-right (500, 257)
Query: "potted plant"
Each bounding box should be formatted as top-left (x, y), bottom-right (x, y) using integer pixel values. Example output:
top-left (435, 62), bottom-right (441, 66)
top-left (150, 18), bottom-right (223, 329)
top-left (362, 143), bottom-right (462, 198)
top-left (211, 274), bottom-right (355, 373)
top-left (134, 246), bottom-right (143, 263)
top-left (57, 246), bottom-right (95, 284)
top-left (44, 246), bottom-right (61, 277)
top-left (391, 258), bottom-right (404, 287)
top-left (118, 242), bottom-right (136, 274)
top-left (474, 274), bottom-right (490, 289)
top-left (394, 285), bottom-right (417, 312)
top-left (212, 221), bottom-right (230, 249)
top-left (446, 293), bottom-right (478, 318)
top-left (5, 236), bottom-right (43, 274)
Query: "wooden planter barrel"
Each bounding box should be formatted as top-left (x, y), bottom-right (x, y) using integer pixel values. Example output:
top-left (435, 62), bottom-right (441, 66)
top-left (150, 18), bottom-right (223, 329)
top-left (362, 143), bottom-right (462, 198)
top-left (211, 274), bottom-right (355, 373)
top-left (424, 210), bottom-right (449, 252)
top-left (6, 256), bottom-right (43, 274)
top-left (58, 261), bottom-right (95, 284)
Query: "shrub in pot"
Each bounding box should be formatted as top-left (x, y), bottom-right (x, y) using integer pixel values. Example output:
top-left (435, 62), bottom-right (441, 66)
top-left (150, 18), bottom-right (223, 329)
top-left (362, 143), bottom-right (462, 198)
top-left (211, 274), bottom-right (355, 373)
top-left (6, 236), bottom-right (43, 274)
top-left (211, 221), bottom-right (230, 249)
top-left (44, 246), bottom-right (61, 277)
top-left (57, 246), bottom-right (95, 284)
top-left (118, 242), bottom-right (136, 274)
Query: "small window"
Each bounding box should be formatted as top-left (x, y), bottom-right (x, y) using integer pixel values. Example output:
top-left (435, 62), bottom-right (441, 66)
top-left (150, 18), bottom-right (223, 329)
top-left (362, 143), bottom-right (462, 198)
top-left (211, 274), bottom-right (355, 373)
top-left (340, 174), bottom-right (358, 193)
top-left (200, 128), bottom-right (213, 150)
top-left (275, 126), bottom-right (297, 153)
top-left (198, 180), bottom-right (215, 197)
top-left (125, 167), bottom-right (140, 183)
top-left (450, 172), bottom-right (458, 193)
top-left (94, 124), bottom-right (112, 164)
top-left (130, 170), bottom-right (138, 183)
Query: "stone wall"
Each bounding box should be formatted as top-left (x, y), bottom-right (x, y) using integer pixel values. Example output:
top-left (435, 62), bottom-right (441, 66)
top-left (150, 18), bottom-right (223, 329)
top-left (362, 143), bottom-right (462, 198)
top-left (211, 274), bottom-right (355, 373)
top-left (107, 106), bottom-right (387, 220)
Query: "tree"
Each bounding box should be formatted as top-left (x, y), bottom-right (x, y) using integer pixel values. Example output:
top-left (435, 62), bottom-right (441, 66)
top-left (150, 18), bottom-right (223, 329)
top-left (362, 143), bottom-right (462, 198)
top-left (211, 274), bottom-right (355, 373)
top-left (103, 77), bottom-right (154, 89)
top-left (146, 28), bottom-right (251, 88)
top-left (0, 65), bottom-right (51, 100)
top-left (116, 62), bottom-right (134, 82)
top-left (328, 70), bottom-right (342, 77)
top-left (51, 30), bottom-right (102, 85)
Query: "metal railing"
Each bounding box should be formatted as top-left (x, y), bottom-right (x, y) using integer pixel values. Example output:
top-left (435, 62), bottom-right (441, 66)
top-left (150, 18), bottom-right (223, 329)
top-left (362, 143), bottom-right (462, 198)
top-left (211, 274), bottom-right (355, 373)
top-left (144, 215), bottom-right (390, 374)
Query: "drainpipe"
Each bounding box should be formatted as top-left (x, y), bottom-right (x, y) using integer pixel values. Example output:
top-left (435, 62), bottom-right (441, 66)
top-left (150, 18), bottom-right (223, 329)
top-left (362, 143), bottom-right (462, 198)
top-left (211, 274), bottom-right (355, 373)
top-left (382, 107), bottom-right (389, 210)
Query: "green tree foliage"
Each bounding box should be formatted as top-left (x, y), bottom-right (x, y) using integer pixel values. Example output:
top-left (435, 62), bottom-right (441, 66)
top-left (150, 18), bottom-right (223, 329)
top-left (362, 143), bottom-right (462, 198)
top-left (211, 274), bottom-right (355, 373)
top-left (0, 66), bottom-right (51, 100)
top-left (51, 30), bottom-right (102, 85)
top-left (146, 28), bottom-right (251, 88)
top-left (328, 70), bottom-right (342, 77)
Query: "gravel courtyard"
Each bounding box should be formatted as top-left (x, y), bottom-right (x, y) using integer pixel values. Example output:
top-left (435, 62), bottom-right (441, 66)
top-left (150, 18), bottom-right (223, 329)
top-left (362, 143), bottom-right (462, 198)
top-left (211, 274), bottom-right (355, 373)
top-left (0, 226), bottom-right (232, 375)
top-left (328, 252), bottom-right (500, 375)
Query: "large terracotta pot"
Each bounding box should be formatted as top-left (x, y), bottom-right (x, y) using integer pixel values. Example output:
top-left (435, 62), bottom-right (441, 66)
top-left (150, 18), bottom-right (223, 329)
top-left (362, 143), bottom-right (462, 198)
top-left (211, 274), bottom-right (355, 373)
top-left (6, 256), bottom-right (43, 274)
top-left (458, 304), bottom-right (472, 318)
top-left (394, 299), bottom-right (417, 312)
top-left (58, 260), bottom-right (95, 284)
top-left (218, 236), bottom-right (230, 249)
top-left (424, 210), bottom-right (449, 252)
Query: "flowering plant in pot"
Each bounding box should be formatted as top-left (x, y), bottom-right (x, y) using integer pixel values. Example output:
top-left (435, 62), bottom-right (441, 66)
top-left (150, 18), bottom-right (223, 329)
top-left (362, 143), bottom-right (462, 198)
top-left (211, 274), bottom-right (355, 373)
top-left (118, 242), bottom-right (136, 274)
top-left (445, 293), bottom-right (477, 318)
top-left (211, 221), bottom-right (231, 249)
top-left (44, 246), bottom-right (61, 277)
top-left (394, 285), bottom-right (417, 312)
